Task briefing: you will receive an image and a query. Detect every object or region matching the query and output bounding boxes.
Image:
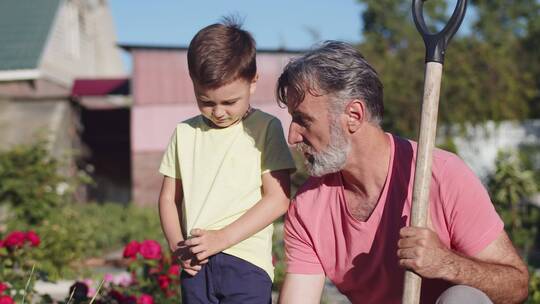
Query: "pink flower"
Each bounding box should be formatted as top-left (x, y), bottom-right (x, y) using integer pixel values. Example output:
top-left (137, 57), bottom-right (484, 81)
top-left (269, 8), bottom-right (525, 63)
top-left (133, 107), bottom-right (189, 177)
top-left (103, 273), bottom-right (114, 284)
top-left (0, 295), bottom-right (14, 304)
top-left (122, 241), bottom-right (140, 259)
top-left (0, 282), bottom-right (7, 294)
top-left (137, 294), bottom-right (154, 304)
top-left (0, 240), bottom-right (4, 248)
top-left (114, 273), bottom-right (133, 287)
top-left (168, 264), bottom-right (180, 276)
top-left (4, 231), bottom-right (25, 248)
top-left (157, 275), bottom-right (170, 291)
top-left (139, 240), bottom-right (161, 260)
top-left (82, 279), bottom-right (93, 287)
top-left (25, 231), bottom-right (40, 247)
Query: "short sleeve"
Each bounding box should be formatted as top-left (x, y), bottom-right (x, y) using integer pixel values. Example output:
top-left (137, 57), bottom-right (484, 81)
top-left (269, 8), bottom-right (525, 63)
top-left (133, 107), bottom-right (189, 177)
top-left (284, 201), bottom-right (324, 274)
top-left (158, 127), bottom-right (181, 179)
top-left (442, 156), bottom-right (504, 255)
top-left (261, 118), bottom-right (296, 174)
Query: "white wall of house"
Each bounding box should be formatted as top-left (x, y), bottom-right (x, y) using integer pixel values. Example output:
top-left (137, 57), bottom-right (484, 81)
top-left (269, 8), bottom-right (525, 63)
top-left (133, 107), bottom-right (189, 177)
top-left (450, 120), bottom-right (540, 182)
top-left (40, 0), bottom-right (124, 86)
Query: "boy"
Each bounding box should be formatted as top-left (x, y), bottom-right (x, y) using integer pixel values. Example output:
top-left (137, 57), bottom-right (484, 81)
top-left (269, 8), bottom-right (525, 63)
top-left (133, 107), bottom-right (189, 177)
top-left (158, 17), bottom-right (295, 304)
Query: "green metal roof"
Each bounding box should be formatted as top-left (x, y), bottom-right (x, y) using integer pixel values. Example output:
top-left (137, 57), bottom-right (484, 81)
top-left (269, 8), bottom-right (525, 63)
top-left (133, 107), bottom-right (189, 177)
top-left (0, 0), bottom-right (61, 71)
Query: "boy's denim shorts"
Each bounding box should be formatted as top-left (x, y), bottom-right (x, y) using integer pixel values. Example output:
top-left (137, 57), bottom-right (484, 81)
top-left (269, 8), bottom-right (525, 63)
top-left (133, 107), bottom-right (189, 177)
top-left (180, 252), bottom-right (272, 304)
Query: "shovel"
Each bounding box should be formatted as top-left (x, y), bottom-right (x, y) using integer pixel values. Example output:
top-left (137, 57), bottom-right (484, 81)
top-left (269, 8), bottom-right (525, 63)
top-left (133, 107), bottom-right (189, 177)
top-left (402, 1), bottom-right (467, 303)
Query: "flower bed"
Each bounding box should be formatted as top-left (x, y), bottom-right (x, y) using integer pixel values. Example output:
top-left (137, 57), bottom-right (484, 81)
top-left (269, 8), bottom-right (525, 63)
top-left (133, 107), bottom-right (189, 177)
top-left (0, 230), bottom-right (181, 304)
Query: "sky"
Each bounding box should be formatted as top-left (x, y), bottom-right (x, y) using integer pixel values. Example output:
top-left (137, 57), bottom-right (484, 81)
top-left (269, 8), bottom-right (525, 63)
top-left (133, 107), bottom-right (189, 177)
top-left (109, 0), bottom-right (365, 70)
top-left (108, 1), bottom-right (473, 72)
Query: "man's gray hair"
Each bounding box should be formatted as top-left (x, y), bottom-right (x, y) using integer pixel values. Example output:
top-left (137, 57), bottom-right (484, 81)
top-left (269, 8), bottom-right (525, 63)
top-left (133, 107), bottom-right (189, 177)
top-left (277, 40), bottom-right (383, 124)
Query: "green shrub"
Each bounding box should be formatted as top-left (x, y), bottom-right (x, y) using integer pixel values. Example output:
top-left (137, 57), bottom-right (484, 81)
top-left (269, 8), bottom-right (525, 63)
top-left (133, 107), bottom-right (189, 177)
top-left (0, 140), bottom-right (163, 280)
top-left (529, 269), bottom-right (540, 303)
top-left (487, 150), bottom-right (539, 260)
top-left (272, 223), bottom-right (286, 291)
top-left (0, 140), bottom-right (70, 225)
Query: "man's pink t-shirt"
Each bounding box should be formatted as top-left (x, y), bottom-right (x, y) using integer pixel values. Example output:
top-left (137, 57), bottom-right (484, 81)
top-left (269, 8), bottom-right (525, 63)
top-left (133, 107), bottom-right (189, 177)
top-left (284, 134), bottom-right (504, 304)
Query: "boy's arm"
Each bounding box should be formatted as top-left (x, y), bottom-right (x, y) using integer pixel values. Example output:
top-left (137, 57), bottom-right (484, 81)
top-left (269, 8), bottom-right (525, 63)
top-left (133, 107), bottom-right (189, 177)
top-left (158, 176), bottom-right (184, 252)
top-left (159, 176), bottom-right (205, 275)
top-left (185, 169), bottom-right (291, 261)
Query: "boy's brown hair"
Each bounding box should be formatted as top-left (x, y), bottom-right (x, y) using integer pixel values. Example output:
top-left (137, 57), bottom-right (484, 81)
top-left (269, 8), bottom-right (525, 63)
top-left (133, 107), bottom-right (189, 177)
top-left (187, 16), bottom-right (257, 89)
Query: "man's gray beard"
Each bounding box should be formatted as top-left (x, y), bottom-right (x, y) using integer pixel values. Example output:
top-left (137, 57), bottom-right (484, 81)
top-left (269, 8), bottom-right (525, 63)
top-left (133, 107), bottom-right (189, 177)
top-left (297, 121), bottom-right (350, 177)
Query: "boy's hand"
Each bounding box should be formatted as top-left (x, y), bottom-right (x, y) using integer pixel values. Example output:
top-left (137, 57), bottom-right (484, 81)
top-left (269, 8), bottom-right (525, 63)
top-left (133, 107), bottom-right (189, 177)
top-left (173, 243), bottom-right (208, 276)
top-left (184, 228), bottom-right (231, 261)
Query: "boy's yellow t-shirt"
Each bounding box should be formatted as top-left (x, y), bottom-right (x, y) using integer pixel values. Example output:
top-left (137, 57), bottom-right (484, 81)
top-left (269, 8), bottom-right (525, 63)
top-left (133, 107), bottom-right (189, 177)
top-left (159, 109), bottom-right (295, 280)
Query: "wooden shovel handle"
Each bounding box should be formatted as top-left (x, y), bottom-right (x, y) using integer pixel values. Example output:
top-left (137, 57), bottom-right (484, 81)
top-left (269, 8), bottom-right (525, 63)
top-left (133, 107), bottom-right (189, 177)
top-left (402, 1), bottom-right (467, 302)
top-left (402, 62), bottom-right (443, 304)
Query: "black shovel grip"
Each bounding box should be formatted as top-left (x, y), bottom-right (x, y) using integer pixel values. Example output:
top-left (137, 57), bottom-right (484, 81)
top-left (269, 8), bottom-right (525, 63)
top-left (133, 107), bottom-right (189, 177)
top-left (413, 0), bottom-right (467, 63)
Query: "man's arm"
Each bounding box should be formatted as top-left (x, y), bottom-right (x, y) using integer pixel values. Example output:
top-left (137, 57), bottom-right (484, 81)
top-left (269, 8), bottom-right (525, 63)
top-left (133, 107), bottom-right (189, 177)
top-left (279, 273), bottom-right (325, 304)
top-left (185, 169), bottom-right (291, 260)
top-left (398, 228), bottom-right (529, 304)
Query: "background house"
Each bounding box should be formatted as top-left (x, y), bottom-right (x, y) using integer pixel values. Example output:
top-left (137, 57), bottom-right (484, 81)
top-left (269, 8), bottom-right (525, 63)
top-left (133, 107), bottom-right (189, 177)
top-left (0, 0), bottom-right (125, 200)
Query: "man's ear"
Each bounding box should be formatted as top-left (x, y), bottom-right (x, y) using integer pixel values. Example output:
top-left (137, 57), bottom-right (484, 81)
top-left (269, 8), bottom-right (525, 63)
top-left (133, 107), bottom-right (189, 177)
top-left (249, 74), bottom-right (259, 94)
top-left (345, 100), bottom-right (367, 132)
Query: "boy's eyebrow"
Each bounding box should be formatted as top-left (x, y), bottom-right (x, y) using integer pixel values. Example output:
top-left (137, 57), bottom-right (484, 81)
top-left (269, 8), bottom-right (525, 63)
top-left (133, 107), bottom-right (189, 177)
top-left (222, 97), bottom-right (241, 103)
top-left (198, 97), bottom-right (241, 103)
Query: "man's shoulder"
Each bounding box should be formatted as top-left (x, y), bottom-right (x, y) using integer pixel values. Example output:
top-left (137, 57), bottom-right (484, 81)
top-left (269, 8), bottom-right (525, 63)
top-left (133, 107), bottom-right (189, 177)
top-left (392, 134), bottom-right (465, 177)
top-left (293, 174), bottom-right (339, 208)
top-left (432, 147), bottom-right (468, 178)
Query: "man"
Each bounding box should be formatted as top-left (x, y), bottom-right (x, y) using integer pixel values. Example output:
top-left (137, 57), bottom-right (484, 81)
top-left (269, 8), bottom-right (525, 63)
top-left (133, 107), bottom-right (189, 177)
top-left (277, 41), bottom-right (528, 304)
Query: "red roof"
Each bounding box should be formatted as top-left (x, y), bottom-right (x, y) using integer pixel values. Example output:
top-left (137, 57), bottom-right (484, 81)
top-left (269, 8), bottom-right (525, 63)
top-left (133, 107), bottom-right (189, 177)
top-left (71, 78), bottom-right (130, 97)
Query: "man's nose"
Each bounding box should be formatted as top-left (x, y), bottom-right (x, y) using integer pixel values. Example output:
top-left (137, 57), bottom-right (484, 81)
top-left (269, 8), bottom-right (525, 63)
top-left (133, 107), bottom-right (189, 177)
top-left (288, 123), bottom-right (302, 145)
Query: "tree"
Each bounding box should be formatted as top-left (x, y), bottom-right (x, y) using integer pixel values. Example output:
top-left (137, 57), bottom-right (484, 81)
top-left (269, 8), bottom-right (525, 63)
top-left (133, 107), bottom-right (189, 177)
top-left (356, 0), bottom-right (539, 138)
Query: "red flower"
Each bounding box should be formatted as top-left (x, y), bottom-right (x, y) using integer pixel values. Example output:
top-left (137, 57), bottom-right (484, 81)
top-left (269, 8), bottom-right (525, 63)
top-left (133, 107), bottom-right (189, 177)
top-left (122, 241), bottom-right (140, 259)
top-left (0, 295), bottom-right (14, 304)
top-left (25, 231), bottom-right (40, 247)
top-left (0, 240), bottom-right (4, 248)
top-left (139, 240), bottom-right (161, 260)
top-left (0, 282), bottom-right (7, 294)
top-left (122, 295), bottom-right (137, 304)
top-left (157, 275), bottom-right (170, 290)
top-left (168, 264), bottom-right (180, 276)
top-left (148, 263), bottom-right (163, 275)
top-left (109, 290), bottom-right (125, 302)
top-left (137, 294), bottom-right (154, 304)
top-left (4, 231), bottom-right (25, 248)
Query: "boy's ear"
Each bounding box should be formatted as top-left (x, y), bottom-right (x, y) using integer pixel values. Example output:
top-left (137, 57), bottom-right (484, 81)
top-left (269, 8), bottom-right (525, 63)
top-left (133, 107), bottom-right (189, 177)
top-left (345, 99), bottom-right (367, 132)
top-left (249, 74), bottom-right (259, 94)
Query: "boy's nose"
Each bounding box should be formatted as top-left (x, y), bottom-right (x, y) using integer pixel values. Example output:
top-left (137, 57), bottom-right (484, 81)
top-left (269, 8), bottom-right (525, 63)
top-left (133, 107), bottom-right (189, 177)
top-left (212, 107), bottom-right (225, 119)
